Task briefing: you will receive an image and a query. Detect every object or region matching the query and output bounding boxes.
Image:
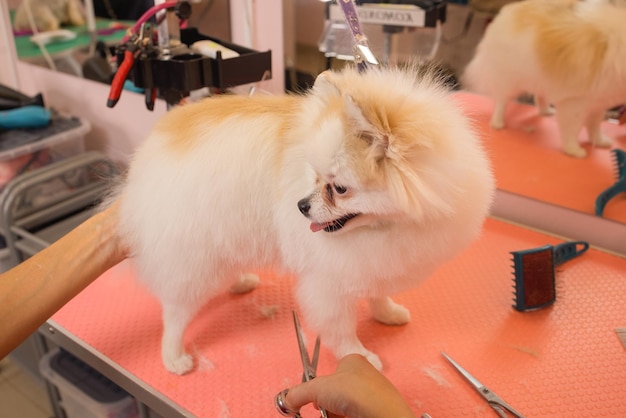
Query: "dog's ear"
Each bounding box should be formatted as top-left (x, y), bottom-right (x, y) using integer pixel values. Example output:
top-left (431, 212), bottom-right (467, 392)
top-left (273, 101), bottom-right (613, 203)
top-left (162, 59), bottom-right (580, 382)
top-left (344, 95), bottom-right (389, 161)
top-left (312, 71), bottom-right (341, 97)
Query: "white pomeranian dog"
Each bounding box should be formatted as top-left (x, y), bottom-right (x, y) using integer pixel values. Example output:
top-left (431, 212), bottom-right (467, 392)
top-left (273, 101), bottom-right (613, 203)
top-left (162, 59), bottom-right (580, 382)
top-left (112, 64), bottom-right (494, 375)
top-left (463, 0), bottom-right (626, 158)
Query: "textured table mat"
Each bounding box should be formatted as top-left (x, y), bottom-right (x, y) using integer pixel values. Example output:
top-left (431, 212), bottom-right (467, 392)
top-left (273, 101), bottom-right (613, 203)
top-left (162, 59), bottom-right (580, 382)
top-left (52, 218), bottom-right (626, 417)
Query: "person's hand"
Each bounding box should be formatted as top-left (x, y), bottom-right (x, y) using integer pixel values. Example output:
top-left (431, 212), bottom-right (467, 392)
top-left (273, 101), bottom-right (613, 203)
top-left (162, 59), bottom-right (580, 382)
top-left (276, 354), bottom-right (416, 418)
top-left (95, 200), bottom-right (130, 263)
top-left (0, 198), bottom-right (130, 359)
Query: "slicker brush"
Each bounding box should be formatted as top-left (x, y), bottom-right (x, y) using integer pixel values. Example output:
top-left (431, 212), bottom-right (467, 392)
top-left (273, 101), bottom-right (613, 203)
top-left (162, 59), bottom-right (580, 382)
top-left (511, 241), bottom-right (589, 312)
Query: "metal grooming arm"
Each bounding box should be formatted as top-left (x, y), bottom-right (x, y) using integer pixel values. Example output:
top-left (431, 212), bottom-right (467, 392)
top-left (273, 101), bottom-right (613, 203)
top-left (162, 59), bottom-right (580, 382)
top-left (319, 0), bottom-right (447, 65)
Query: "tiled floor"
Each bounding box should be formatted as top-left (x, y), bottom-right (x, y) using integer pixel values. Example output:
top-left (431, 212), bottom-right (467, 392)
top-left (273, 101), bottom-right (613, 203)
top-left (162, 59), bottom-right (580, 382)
top-left (0, 356), bottom-right (52, 418)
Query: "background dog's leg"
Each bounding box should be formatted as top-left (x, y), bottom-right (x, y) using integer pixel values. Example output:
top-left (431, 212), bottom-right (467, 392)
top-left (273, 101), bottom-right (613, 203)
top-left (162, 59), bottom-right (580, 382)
top-left (555, 99), bottom-right (587, 158)
top-left (536, 95), bottom-right (554, 116)
top-left (369, 297), bottom-right (410, 326)
top-left (490, 99), bottom-right (508, 129)
top-left (586, 110), bottom-right (612, 148)
top-left (161, 301), bottom-right (202, 375)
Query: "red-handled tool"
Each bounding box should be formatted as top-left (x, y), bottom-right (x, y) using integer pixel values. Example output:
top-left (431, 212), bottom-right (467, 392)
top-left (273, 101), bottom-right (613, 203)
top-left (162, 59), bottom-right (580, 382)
top-left (107, 46), bottom-right (139, 108)
top-left (145, 87), bottom-right (157, 111)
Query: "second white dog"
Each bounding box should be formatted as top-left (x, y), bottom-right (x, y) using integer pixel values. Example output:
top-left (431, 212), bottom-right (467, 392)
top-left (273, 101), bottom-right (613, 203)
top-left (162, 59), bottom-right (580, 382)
top-left (464, 0), bottom-right (626, 158)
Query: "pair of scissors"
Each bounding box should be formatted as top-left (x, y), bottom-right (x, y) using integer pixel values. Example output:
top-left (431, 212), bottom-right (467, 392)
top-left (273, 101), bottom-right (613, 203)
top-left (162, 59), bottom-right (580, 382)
top-left (442, 352), bottom-right (525, 418)
top-left (275, 311), bottom-right (327, 418)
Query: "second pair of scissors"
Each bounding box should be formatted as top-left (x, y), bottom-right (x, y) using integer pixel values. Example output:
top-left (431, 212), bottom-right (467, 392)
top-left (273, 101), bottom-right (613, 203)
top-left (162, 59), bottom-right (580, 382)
top-left (442, 352), bottom-right (525, 418)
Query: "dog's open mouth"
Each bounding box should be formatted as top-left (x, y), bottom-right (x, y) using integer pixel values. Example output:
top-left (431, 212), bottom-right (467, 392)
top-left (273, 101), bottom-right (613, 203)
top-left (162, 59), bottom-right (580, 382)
top-left (310, 213), bottom-right (360, 233)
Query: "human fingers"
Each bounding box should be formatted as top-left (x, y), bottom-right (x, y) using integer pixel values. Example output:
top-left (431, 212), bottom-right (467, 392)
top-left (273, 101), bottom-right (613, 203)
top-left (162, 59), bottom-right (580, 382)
top-left (275, 354), bottom-right (415, 418)
top-left (276, 355), bottom-right (372, 417)
top-left (275, 386), bottom-right (344, 418)
top-left (275, 375), bottom-right (350, 417)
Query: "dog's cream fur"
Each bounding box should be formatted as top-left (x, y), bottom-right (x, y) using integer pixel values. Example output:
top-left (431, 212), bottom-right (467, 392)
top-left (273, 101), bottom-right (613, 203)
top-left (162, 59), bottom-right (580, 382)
top-left (13, 0), bottom-right (85, 32)
top-left (113, 65), bottom-right (494, 375)
top-left (463, 0), bottom-right (626, 157)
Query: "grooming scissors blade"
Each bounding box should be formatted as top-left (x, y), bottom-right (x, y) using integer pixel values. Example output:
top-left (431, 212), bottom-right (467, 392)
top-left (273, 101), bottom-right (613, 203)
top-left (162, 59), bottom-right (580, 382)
top-left (293, 311), bottom-right (327, 418)
top-left (442, 352), bottom-right (525, 418)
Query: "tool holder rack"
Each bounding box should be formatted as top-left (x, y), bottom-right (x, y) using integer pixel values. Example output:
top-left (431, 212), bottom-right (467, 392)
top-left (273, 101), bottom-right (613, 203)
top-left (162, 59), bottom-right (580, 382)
top-left (117, 28), bottom-right (272, 99)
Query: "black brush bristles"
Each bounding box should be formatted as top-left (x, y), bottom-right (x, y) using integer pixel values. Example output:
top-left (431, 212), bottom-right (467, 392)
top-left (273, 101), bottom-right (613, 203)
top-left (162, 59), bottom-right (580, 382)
top-left (511, 245), bottom-right (556, 312)
top-left (595, 149), bottom-right (626, 216)
top-left (612, 148), bottom-right (626, 181)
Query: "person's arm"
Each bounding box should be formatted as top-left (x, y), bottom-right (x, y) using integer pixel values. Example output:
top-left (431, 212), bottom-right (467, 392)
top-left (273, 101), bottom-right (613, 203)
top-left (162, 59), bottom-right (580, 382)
top-left (0, 203), bottom-right (127, 358)
top-left (280, 354), bottom-right (417, 418)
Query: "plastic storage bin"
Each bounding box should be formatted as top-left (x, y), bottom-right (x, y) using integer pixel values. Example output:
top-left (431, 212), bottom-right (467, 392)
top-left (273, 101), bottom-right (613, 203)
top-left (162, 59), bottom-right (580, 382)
top-left (0, 115), bottom-right (89, 191)
top-left (39, 349), bottom-right (138, 418)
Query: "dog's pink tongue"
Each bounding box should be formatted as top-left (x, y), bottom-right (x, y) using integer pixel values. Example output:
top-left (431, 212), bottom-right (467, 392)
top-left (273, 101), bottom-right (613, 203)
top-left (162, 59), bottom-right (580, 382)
top-left (310, 222), bottom-right (330, 232)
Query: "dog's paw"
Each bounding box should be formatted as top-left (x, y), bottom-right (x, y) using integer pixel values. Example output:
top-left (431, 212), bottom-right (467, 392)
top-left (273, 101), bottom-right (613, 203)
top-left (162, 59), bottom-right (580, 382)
top-left (563, 143), bottom-right (587, 158)
top-left (339, 347), bottom-right (383, 370)
top-left (230, 273), bottom-right (260, 294)
top-left (593, 134), bottom-right (612, 149)
top-left (490, 116), bottom-right (505, 130)
top-left (538, 106), bottom-right (555, 116)
top-left (361, 350), bottom-right (383, 370)
top-left (163, 352), bottom-right (194, 375)
top-left (369, 297), bottom-right (411, 325)
top-left (536, 97), bottom-right (554, 116)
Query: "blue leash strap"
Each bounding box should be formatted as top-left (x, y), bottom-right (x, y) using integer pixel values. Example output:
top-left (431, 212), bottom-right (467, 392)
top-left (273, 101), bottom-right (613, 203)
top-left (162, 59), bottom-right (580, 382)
top-left (337, 0), bottom-right (379, 72)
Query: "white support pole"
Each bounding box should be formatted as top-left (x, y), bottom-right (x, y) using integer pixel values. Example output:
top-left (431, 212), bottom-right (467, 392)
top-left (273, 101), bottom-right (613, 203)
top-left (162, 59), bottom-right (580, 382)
top-left (83, 0), bottom-right (97, 55)
top-left (0, 0), bottom-right (20, 89)
top-left (229, 0), bottom-right (285, 94)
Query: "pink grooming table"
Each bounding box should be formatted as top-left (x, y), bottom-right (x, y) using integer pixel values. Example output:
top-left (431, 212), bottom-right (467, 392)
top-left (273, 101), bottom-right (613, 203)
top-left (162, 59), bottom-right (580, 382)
top-left (44, 217), bottom-right (626, 417)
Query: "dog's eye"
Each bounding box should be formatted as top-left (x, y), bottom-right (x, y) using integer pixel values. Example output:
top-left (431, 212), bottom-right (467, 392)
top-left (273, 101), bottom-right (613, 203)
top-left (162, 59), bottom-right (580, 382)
top-left (333, 184), bottom-right (347, 195)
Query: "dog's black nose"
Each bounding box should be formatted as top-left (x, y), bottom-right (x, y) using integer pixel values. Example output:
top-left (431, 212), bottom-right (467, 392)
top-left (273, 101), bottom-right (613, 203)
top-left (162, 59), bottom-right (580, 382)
top-left (297, 198), bottom-right (310, 216)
